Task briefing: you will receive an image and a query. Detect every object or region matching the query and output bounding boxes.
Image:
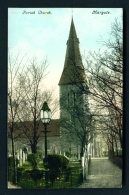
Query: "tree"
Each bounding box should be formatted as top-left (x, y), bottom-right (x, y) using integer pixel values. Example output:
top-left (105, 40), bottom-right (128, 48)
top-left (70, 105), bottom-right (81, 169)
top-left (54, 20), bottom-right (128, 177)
top-left (61, 104), bottom-right (94, 157)
top-left (16, 57), bottom-right (59, 153)
top-left (58, 43), bottom-right (95, 157)
top-left (8, 52), bottom-right (59, 186)
top-left (84, 18), bottom-right (123, 154)
top-left (59, 77), bottom-right (94, 158)
top-left (8, 51), bottom-right (28, 183)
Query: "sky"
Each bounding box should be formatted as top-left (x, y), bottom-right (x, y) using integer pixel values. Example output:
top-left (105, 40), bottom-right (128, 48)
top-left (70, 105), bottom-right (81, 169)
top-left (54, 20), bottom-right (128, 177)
top-left (8, 8), bottom-right (122, 102)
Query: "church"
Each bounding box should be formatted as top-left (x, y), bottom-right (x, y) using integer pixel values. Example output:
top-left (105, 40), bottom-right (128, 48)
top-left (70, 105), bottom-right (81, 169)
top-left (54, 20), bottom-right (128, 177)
top-left (8, 17), bottom-right (102, 161)
top-left (58, 17), bottom-right (101, 159)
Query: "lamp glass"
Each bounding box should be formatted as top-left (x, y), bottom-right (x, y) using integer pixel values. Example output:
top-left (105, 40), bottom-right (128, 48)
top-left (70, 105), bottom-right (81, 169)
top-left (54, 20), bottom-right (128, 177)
top-left (40, 107), bottom-right (51, 124)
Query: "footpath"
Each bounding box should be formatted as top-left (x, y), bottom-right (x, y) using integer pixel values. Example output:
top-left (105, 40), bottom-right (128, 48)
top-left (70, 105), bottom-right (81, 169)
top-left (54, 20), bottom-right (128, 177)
top-left (77, 157), bottom-right (122, 188)
top-left (8, 182), bottom-right (21, 189)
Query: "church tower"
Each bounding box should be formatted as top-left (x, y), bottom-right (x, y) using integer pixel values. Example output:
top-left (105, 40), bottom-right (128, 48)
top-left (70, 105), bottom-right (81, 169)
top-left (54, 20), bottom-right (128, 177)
top-left (59, 18), bottom-right (90, 157)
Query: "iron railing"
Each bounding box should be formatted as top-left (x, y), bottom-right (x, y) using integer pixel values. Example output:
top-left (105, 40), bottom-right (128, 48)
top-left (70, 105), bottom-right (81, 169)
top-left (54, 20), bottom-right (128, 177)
top-left (8, 167), bottom-right (83, 188)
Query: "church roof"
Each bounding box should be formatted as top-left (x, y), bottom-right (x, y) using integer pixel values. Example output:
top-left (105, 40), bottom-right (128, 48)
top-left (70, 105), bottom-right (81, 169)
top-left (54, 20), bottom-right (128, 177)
top-left (8, 119), bottom-right (60, 138)
top-left (59, 18), bottom-right (88, 85)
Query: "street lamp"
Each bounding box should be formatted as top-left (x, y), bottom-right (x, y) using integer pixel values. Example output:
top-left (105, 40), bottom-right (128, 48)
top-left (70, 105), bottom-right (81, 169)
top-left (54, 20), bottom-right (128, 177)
top-left (40, 101), bottom-right (51, 158)
top-left (40, 101), bottom-right (51, 188)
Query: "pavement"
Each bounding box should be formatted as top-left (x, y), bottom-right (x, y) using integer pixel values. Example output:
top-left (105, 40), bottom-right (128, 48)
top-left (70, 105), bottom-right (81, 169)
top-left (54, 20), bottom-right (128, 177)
top-left (77, 157), bottom-right (122, 188)
top-left (8, 182), bottom-right (21, 189)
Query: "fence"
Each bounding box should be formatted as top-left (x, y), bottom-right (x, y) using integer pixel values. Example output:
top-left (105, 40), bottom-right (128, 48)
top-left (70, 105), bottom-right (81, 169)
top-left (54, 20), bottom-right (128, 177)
top-left (8, 167), bottom-right (83, 188)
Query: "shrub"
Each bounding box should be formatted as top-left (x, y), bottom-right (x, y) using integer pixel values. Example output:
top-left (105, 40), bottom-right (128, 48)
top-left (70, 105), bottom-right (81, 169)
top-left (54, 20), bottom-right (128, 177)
top-left (36, 150), bottom-right (43, 160)
top-left (118, 150), bottom-right (122, 157)
top-left (27, 153), bottom-right (40, 170)
top-left (22, 161), bottom-right (31, 169)
top-left (8, 156), bottom-right (19, 168)
top-left (18, 173), bottom-right (35, 188)
top-left (8, 157), bottom-right (19, 183)
top-left (78, 172), bottom-right (83, 183)
top-left (8, 167), bottom-right (14, 182)
top-left (65, 151), bottom-right (71, 158)
top-left (48, 170), bottom-right (58, 185)
top-left (64, 167), bottom-right (71, 182)
top-left (25, 169), bottom-right (43, 182)
top-left (44, 154), bottom-right (69, 171)
top-left (44, 154), bottom-right (69, 184)
top-left (17, 167), bottom-right (24, 182)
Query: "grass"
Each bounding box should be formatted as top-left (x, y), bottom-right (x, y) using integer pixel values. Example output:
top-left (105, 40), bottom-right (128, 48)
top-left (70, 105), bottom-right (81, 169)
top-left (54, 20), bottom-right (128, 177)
top-left (20, 161), bottom-right (44, 170)
top-left (16, 159), bottom-right (83, 188)
top-left (20, 160), bottom-right (81, 171)
top-left (17, 169), bottom-right (83, 189)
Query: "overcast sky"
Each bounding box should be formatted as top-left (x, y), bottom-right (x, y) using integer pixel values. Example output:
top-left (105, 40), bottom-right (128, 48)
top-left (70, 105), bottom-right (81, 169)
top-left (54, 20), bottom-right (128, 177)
top-left (8, 8), bottom-right (122, 100)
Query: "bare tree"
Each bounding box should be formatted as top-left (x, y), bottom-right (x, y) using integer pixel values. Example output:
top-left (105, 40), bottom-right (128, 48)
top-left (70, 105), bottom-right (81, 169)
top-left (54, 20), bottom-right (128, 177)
top-left (84, 18), bottom-right (123, 154)
top-left (8, 51), bottom-right (28, 183)
top-left (59, 80), bottom-right (94, 158)
top-left (16, 57), bottom-right (59, 153)
top-left (61, 113), bottom-right (94, 158)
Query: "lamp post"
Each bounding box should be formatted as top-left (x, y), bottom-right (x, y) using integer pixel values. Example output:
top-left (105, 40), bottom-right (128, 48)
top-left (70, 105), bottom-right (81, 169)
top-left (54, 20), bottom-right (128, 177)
top-left (40, 101), bottom-right (51, 188)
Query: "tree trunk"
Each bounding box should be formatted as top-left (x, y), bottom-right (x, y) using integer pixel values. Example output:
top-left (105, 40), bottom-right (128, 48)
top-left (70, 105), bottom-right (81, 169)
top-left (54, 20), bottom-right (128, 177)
top-left (31, 144), bottom-right (37, 154)
top-left (11, 132), bottom-right (16, 184)
top-left (80, 143), bottom-right (84, 158)
top-left (33, 106), bottom-right (37, 154)
top-left (114, 136), bottom-right (118, 157)
top-left (111, 138), bottom-right (114, 157)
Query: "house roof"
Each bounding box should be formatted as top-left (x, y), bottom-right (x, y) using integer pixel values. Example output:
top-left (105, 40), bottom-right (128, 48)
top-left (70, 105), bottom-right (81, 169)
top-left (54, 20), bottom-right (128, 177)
top-left (8, 119), bottom-right (60, 138)
top-left (59, 18), bottom-right (88, 86)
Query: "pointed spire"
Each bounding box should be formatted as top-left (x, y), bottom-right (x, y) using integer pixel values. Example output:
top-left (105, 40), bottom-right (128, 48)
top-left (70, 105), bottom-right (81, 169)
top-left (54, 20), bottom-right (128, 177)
top-left (59, 18), bottom-right (88, 86)
top-left (68, 17), bottom-right (78, 40)
top-left (71, 8), bottom-right (73, 18)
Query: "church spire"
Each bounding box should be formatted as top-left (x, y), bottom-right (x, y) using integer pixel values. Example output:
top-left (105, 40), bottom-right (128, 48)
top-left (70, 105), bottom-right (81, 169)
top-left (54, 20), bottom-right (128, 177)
top-left (59, 18), bottom-right (88, 85)
top-left (68, 17), bottom-right (78, 41)
top-left (71, 8), bottom-right (73, 18)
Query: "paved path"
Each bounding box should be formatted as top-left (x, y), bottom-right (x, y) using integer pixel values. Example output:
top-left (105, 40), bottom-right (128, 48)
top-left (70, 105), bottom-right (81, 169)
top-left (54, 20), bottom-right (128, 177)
top-left (8, 182), bottom-right (21, 189)
top-left (78, 157), bottom-right (122, 188)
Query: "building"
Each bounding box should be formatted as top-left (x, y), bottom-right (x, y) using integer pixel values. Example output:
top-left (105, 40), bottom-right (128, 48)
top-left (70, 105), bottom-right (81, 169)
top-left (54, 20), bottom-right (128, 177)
top-left (8, 18), bottom-right (102, 161)
top-left (8, 119), bottom-right (60, 161)
top-left (58, 18), bottom-right (93, 158)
